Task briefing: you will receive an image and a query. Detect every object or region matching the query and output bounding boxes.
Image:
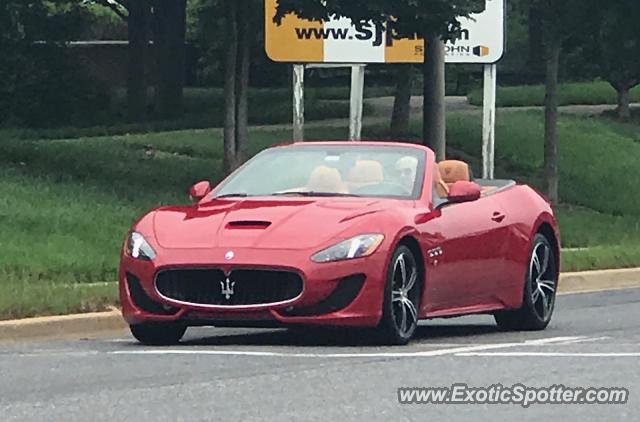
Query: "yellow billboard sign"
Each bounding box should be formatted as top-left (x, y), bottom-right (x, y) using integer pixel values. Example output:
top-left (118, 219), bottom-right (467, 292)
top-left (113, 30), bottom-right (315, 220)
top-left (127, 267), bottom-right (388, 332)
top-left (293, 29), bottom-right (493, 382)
top-left (265, 0), bottom-right (505, 64)
top-left (264, 0), bottom-right (423, 63)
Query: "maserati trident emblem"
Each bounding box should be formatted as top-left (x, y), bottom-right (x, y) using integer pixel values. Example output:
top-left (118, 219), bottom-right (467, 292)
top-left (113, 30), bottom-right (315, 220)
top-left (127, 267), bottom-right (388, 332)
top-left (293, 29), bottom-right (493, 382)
top-left (225, 251), bottom-right (235, 261)
top-left (220, 277), bottom-right (235, 300)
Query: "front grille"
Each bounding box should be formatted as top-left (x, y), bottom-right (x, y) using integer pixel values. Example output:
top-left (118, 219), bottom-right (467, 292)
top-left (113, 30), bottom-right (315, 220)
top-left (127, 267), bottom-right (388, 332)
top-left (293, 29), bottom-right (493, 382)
top-left (155, 269), bottom-right (304, 306)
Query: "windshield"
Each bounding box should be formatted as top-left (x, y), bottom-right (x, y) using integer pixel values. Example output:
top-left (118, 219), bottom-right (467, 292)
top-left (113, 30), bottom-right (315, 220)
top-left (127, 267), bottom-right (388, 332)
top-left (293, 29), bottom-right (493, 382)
top-left (214, 144), bottom-right (426, 199)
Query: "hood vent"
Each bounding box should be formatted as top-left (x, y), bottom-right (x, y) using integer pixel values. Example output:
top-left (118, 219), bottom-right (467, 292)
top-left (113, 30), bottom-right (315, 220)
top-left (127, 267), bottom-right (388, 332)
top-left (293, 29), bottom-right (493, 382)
top-left (226, 220), bottom-right (272, 230)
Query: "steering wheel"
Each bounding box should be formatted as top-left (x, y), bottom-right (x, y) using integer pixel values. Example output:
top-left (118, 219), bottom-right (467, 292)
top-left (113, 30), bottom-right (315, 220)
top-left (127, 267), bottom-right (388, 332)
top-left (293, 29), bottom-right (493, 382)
top-left (351, 182), bottom-right (412, 196)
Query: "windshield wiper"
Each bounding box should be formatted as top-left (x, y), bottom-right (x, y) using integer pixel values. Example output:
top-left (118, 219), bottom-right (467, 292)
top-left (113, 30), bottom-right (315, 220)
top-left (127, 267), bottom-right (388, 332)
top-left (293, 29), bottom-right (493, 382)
top-left (271, 191), bottom-right (361, 198)
top-left (215, 193), bottom-right (249, 199)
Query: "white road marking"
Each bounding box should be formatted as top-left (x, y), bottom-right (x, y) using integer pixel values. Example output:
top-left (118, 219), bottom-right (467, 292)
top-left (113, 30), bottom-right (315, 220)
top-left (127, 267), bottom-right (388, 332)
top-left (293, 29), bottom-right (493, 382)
top-left (551, 336), bottom-right (610, 344)
top-left (110, 336), bottom-right (588, 358)
top-left (456, 352), bottom-right (640, 357)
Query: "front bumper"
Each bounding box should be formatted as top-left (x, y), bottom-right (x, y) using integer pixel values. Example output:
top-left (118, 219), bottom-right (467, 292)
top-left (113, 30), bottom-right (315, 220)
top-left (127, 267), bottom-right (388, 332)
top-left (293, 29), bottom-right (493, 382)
top-left (119, 247), bottom-right (389, 328)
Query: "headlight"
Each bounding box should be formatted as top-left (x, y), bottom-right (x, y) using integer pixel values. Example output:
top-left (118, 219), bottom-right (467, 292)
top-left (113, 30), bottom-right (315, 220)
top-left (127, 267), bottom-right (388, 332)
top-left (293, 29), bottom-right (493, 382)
top-left (126, 232), bottom-right (157, 260)
top-left (311, 234), bottom-right (384, 263)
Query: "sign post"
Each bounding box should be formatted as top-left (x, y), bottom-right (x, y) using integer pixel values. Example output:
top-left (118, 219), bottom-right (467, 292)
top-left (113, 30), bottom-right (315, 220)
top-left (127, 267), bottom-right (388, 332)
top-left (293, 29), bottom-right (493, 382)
top-left (292, 64), bottom-right (305, 141)
top-left (482, 64), bottom-right (497, 179)
top-left (349, 64), bottom-right (366, 141)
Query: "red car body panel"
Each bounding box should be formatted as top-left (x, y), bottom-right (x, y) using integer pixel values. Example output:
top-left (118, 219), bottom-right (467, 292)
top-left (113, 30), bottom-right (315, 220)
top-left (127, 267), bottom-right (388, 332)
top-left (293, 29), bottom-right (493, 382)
top-left (119, 141), bottom-right (560, 328)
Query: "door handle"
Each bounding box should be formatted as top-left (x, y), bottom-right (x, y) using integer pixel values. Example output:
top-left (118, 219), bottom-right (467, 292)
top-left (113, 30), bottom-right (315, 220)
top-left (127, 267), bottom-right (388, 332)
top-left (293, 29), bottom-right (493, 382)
top-left (491, 212), bottom-right (506, 223)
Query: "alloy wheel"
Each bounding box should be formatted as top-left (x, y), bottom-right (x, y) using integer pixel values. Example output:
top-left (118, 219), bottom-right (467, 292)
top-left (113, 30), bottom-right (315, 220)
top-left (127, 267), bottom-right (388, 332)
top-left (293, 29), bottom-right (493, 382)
top-left (391, 252), bottom-right (420, 337)
top-left (529, 240), bottom-right (557, 321)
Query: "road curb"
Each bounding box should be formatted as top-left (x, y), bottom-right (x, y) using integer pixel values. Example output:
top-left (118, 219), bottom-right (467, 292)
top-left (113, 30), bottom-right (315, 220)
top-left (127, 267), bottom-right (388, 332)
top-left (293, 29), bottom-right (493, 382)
top-left (558, 267), bottom-right (640, 295)
top-left (1, 268), bottom-right (640, 342)
top-left (0, 308), bottom-right (127, 342)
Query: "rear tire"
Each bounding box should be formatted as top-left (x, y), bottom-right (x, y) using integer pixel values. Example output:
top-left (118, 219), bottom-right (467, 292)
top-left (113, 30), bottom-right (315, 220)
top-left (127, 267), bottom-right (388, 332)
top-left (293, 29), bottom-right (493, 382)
top-left (494, 233), bottom-right (558, 331)
top-left (377, 245), bottom-right (422, 345)
top-left (130, 323), bottom-right (187, 346)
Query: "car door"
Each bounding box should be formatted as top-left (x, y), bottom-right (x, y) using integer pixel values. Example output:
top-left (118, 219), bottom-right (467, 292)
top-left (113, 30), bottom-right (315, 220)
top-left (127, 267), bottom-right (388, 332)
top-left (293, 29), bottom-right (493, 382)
top-left (416, 166), bottom-right (509, 313)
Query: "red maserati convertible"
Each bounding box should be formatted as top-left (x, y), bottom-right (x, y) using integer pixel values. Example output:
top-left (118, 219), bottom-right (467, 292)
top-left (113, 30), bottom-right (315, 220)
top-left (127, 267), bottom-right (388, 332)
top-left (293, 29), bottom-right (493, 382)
top-left (119, 141), bottom-right (560, 345)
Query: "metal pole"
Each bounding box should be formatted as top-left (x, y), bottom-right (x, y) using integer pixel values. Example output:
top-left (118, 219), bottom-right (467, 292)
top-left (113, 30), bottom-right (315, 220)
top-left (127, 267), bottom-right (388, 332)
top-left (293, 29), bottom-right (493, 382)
top-left (482, 63), bottom-right (497, 179)
top-left (293, 64), bottom-right (305, 141)
top-left (349, 65), bottom-right (365, 141)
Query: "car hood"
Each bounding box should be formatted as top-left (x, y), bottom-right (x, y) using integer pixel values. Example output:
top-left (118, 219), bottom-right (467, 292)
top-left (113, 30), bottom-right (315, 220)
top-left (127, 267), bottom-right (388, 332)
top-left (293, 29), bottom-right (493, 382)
top-left (151, 198), bottom-right (398, 250)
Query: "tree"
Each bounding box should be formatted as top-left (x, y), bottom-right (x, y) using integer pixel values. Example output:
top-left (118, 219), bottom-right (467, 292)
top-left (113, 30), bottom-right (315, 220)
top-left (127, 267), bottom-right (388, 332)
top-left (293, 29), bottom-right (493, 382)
top-left (1, 0), bottom-right (105, 127)
top-left (423, 38), bottom-right (446, 160)
top-left (596, 0), bottom-right (640, 120)
top-left (92, 0), bottom-right (152, 122)
top-left (274, 0), bottom-right (486, 158)
top-left (390, 65), bottom-right (414, 136)
top-left (531, 0), bottom-right (599, 205)
top-left (153, 0), bottom-right (187, 119)
top-left (127, 0), bottom-right (151, 122)
top-left (222, 0), bottom-right (256, 172)
top-left (93, 0), bottom-right (187, 121)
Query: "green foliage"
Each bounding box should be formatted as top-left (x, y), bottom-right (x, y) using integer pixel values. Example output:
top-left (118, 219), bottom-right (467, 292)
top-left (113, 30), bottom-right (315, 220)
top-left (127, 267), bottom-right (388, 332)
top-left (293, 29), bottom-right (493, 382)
top-left (83, 2), bottom-right (127, 39)
top-left (191, 0), bottom-right (289, 88)
top-left (275, 0), bottom-right (486, 40)
top-left (467, 81), bottom-right (640, 107)
top-left (0, 0), bottom-right (110, 127)
top-left (596, 0), bottom-right (640, 91)
top-left (531, 0), bottom-right (599, 41)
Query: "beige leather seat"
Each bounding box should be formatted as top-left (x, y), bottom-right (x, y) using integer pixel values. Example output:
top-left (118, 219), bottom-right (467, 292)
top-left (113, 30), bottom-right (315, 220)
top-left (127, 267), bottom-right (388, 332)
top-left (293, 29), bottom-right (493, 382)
top-left (346, 160), bottom-right (384, 190)
top-left (439, 160), bottom-right (494, 195)
top-left (438, 160), bottom-right (471, 189)
top-left (307, 166), bottom-right (348, 193)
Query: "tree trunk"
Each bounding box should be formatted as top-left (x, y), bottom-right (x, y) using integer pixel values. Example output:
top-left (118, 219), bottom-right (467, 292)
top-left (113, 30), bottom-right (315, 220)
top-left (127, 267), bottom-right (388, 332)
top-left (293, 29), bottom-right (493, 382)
top-left (615, 85), bottom-right (632, 121)
top-left (223, 1), bottom-right (239, 173)
top-left (153, 0), bottom-right (186, 119)
top-left (127, 0), bottom-right (150, 122)
top-left (527, 4), bottom-right (544, 80)
top-left (423, 37), bottom-right (446, 161)
top-left (235, 0), bottom-right (251, 165)
top-left (390, 65), bottom-right (413, 136)
top-left (544, 39), bottom-right (561, 205)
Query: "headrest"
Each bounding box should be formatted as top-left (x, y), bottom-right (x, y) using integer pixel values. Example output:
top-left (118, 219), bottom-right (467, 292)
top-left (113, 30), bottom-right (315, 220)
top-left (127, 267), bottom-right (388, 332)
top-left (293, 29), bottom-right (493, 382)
top-left (395, 156), bottom-right (418, 173)
top-left (439, 160), bottom-right (471, 184)
top-left (307, 166), bottom-right (345, 192)
top-left (347, 160), bottom-right (384, 185)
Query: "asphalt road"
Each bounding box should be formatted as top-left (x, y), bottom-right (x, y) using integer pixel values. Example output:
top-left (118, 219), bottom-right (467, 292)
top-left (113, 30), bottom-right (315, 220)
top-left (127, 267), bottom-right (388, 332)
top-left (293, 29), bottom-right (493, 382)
top-left (1, 288), bottom-right (639, 421)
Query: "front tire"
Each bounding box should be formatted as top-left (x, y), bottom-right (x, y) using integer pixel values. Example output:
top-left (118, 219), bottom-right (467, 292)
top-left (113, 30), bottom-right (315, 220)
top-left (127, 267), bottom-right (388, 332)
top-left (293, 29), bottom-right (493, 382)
top-left (494, 233), bottom-right (558, 331)
top-left (377, 245), bottom-right (422, 345)
top-left (130, 323), bottom-right (187, 346)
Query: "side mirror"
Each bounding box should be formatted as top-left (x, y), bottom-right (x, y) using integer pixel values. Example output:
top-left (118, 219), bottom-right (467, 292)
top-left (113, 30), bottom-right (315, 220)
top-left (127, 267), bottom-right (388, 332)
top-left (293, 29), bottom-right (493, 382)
top-left (448, 181), bottom-right (481, 203)
top-left (189, 181), bottom-right (212, 202)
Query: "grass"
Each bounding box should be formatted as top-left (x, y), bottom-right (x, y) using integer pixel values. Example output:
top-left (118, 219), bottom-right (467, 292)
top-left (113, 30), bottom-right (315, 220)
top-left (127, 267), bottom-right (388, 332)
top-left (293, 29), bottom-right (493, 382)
top-left (0, 282), bottom-right (118, 321)
top-left (467, 81), bottom-right (640, 107)
top-left (1, 110), bottom-right (639, 319)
